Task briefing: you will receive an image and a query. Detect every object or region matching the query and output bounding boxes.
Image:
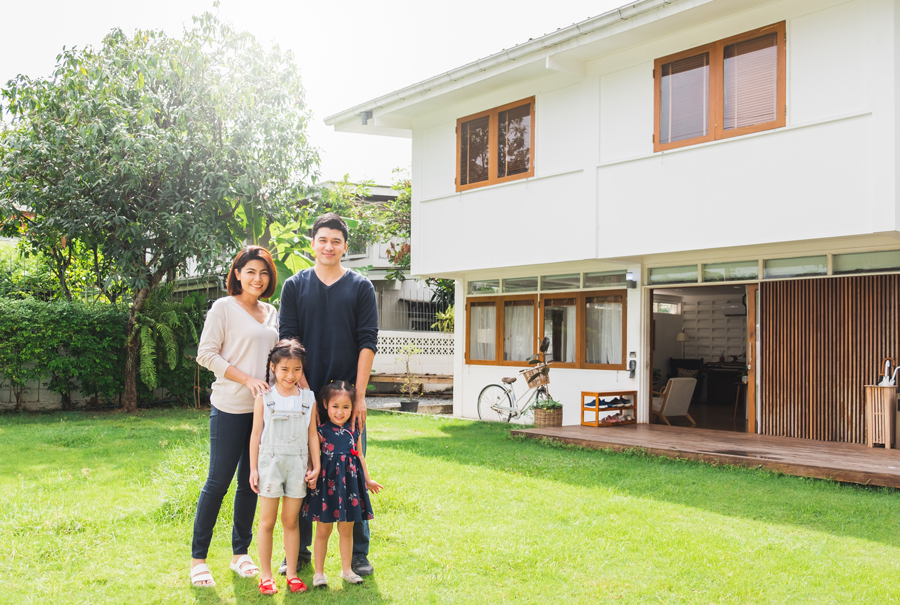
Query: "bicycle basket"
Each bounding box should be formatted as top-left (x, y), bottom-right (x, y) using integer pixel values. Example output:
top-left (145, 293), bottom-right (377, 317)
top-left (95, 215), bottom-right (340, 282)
top-left (523, 365), bottom-right (550, 387)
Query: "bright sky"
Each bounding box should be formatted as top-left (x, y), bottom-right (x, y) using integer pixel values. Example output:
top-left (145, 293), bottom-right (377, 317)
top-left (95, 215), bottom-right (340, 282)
top-left (1, 0), bottom-right (623, 185)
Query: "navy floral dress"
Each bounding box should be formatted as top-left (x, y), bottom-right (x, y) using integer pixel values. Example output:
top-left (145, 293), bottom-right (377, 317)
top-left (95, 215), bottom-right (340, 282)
top-left (302, 420), bottom-right (374, 523)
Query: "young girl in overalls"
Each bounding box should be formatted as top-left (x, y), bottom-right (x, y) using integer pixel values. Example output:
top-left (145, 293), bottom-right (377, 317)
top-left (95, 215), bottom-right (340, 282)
top-left (249, 339), bottom-right (320, 595)
top-left (302, 381), bottom-right (383, 587)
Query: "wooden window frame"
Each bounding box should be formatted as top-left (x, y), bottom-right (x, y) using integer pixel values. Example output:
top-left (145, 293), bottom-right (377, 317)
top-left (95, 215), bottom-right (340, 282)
top-left (580, 290), bottom-right (628, 371)
top-left (465, 294), bottom-right (538, 366)
top-left (466, 289), bottom-right (628, 369)
top-left (653, 22), bottom-right (786, 152)
top-left (456, 97), bottom-right (536, 192)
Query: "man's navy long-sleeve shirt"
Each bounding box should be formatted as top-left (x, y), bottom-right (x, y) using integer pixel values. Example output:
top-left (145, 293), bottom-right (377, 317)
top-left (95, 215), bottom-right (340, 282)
top-left (278, 268), bottom-right (378, 397)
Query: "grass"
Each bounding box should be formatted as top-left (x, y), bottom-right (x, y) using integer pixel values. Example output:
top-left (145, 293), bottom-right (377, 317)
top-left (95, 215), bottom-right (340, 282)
top-left (2, 409), bottom-right (900, 604)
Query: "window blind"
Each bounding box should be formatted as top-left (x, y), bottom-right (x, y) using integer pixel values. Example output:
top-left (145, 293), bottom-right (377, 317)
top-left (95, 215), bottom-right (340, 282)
top-left (497, 103), bottom-right (531, 178)
top-left (460, 115), bottom-right (490, 185)
top-left (724, 33), bottom-right (778, 131)
top-left (660, 53), bottom-right (710, 145)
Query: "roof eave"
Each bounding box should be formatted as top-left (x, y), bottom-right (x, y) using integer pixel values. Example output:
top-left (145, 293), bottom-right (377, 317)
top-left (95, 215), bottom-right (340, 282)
top-left (325, 0), bottom-right (708, 134)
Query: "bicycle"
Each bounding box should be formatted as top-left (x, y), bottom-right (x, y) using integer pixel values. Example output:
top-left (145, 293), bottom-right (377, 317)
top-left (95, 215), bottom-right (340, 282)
top-left (477, 337), bottom-right (553, 422)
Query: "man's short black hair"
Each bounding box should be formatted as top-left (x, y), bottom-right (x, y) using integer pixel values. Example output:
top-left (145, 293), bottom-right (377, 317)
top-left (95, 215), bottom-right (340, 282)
top-left (312, 212), bottom-right (349, 242)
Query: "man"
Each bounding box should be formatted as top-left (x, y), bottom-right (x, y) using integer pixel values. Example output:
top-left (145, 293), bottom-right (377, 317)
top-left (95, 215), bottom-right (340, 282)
top-left (278, 212), bottom-right (379, 576)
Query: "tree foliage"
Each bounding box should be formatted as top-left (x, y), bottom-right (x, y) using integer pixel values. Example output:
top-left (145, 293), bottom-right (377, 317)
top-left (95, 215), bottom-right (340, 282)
top-left (0, 13), bottom-right (319, 410)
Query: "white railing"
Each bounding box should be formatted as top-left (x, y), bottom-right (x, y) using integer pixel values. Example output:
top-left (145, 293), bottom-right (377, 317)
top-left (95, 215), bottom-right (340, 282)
top-left (373, 330), bottom-right (454, 375)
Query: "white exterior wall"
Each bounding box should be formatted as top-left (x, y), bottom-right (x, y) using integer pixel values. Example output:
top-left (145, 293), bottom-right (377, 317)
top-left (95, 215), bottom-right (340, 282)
top-left (412, 0), bottom-right (899, 278)
top-left (404, 0), bottom-right (900, 423)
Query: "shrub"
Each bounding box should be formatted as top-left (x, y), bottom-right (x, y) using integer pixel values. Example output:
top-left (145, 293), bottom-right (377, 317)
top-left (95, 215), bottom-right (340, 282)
top-left (0, 298), bottom-right (212, 409)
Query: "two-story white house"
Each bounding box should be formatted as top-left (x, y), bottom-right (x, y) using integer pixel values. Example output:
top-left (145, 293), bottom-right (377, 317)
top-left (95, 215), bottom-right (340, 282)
top-left (327, 0), bottom-right (900, 446)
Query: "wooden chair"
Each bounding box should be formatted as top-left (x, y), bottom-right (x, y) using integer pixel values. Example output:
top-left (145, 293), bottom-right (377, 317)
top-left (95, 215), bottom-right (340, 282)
top-left (652, 377), bottom-right (697, 426)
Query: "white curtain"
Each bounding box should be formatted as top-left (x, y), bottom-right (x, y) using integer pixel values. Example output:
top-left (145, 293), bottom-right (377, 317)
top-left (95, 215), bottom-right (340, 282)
top-left (470, 305), bottom-right (496, 360)
top-left (504, 304), bottom-right (534, 361)
top-left (585, 299), bottom-right (623, 365)
top-left (564, 305), bottom-right (576, 362)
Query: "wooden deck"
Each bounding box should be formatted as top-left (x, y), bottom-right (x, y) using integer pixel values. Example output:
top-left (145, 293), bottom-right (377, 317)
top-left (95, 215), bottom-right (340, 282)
top-left (510, 424), bottom-right (900, 488)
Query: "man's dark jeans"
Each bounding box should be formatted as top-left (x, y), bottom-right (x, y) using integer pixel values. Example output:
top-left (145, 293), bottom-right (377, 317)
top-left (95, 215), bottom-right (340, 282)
top-left (191, 406), bottom-right (257, 559)
top-left (298, 427), bottom-right (369, 558)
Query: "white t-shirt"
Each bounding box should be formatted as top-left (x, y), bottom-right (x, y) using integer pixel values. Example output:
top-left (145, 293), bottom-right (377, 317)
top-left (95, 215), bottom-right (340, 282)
top-left (196, 296), bottom-right (279, 414)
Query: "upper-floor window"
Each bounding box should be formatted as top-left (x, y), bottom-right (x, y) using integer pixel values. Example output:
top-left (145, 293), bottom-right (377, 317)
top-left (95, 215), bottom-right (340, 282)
top-left (654, 22), bottom-right (786, 152)
top-left (457, 97), bottom-right (535, 191)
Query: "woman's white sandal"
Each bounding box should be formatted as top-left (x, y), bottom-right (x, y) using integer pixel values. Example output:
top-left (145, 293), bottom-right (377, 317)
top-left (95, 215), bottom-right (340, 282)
top-left (313, 573), bottom-right (328, 587)
top-left (190, 563), bottom-right (215, 587)
top-left (230, 554), bottom-right (259, 578)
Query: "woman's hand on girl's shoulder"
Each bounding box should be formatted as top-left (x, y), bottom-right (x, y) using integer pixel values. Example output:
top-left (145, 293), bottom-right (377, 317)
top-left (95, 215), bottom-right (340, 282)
top-left (244, 376), bottom-right (270, 397)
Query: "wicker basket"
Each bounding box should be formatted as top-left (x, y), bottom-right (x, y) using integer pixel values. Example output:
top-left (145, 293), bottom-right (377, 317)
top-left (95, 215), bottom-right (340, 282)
top-left (534, 408), bottom-right (562, 427)
top-left (523, 365), bottom-right (550, 387)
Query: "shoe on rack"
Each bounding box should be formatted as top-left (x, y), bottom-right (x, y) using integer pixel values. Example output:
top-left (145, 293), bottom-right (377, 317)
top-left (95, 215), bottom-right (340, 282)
top-left (351, 555), bottom-right (374, 576)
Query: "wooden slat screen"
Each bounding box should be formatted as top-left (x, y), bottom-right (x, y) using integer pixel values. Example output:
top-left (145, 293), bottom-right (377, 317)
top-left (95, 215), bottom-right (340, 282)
top-left (660, 52), bottom-right (710, 145)
top-left (723, 33), bottom-right (778, 131)
top-left (460, 115), bottom-right (490, 185)
top-left (760, 275), bottom-right (900, 443)
top-left (497, 103), bottom-right (531, 178)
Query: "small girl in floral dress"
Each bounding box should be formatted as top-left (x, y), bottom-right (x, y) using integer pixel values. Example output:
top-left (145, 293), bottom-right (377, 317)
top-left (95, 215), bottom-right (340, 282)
top-left (302, 381), bottom-right (383, 587)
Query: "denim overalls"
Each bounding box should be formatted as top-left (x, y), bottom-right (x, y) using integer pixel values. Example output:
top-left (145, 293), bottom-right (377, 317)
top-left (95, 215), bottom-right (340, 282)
top-left (257, 388), bottom-right (315, 499)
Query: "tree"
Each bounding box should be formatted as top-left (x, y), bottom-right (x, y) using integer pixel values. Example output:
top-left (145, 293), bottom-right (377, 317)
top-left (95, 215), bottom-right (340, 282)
top-left (0, 12), bottom-right (319, 411)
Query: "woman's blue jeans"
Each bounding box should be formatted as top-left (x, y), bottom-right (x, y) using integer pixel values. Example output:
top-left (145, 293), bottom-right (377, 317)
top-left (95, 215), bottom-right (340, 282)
top-left (191, 406), bottom-right (257, 559)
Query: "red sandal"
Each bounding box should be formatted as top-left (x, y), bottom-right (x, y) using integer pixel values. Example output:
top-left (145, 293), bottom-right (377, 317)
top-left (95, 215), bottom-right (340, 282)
top-left (287, 577), bottom-right (308, 593)
top-left (259, 578), bottom-right (278, 596)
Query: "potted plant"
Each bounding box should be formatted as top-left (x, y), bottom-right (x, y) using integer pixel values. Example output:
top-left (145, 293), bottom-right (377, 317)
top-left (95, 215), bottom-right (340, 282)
top-left (533, 397), bottom-right (563, 427)
top-left (396, 344), bottom-right (423, 412)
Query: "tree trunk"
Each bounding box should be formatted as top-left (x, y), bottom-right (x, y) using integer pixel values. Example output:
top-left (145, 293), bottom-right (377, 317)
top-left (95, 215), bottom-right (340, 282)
top-left (121, 285), bottom-right (153, 413)
top-left (122, 315), bottom-right (141, 413)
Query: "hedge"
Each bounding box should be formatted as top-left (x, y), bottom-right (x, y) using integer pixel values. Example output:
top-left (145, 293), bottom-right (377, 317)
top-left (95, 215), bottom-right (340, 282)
top-left (0, 298), bottom-right (213, 410)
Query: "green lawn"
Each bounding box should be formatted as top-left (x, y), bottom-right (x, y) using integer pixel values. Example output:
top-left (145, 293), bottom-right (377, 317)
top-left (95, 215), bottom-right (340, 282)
top-left (2, 409), bottom-right (900, 604)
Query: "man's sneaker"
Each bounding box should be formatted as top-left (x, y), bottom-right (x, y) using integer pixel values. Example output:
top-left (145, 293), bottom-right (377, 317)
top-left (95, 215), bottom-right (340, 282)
top-left (351, 555), bottom-right (374, 576)
top-left (277, 555), bottom-right (311, 575)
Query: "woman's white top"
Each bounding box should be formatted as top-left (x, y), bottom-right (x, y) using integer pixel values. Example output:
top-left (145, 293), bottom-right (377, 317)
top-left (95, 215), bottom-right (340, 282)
top-left (196, 296), bottom-right (279, 414)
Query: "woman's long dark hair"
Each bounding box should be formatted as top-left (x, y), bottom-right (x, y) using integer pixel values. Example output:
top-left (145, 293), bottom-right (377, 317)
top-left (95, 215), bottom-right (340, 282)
top-left (265, 339), bottom-right (306, 384)
top-left (317, 380), bottom-right (357, 422)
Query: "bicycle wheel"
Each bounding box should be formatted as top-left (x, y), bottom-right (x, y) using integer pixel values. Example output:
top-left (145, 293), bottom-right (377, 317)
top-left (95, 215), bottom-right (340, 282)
top-left (478, 384), bottom-right (514, 422)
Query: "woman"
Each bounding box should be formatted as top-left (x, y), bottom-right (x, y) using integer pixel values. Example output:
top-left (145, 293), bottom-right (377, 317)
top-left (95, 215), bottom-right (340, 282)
top-left (190, 246), bottom-right (280, 587)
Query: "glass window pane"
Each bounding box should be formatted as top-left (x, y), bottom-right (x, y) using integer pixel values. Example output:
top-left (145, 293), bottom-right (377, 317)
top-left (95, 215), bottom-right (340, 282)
top-left (584, 270), bottom-right (627, 288)
top-left (502, 277), bottom-right (538, 293)
top-left (503, 300), bottom-right (534, 361)
top-left (467, 279), bottom-right (499, 295)
top-left (497, 103), bottom-right (531, 179)
top-left (543, 298), bottom-right (576, 363)
top-left (724, 33), bottom-right (778, 131)
top-left (660, 53), bottom-right (710, 144)
top-left (833, 250), bottom-right (900, 275)
top-left (648, 265), bottom-right (698, 285)
top-left (763, 256), bottom-right (827, 279)
top-left (468, 302), bottom-right (496, 361)
top-left (703, 260), bottom-right (759, 282)
top-left (585, 294), bottom-right (624, 366)
top-left (541, 274), bottom-right (580, 291)
top-left (460, 115), bottom-right (490, 185)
